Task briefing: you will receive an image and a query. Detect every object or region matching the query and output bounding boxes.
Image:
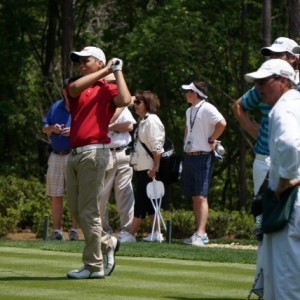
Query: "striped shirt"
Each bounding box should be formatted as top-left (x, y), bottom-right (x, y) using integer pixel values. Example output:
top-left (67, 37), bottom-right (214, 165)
top-left (241, 86), bottom-right (271, 155)
top-left (241, 84), bottom-right (300, 156)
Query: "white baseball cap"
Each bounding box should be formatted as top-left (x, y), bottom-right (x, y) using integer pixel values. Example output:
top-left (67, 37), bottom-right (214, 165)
top-left (70, 46), bottom-right (106, 65)
top-left (260, 37), bottom-right (299, 56)
top-left (244, 59), bottom-right (297, 85)
top-left (181, 82), bottom-right (208, 99)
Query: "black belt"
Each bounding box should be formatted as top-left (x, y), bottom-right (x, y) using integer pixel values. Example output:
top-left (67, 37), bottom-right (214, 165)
top-left (53, 150), bottom-right (70, 155)
top-left (109, 145), bottom-right (127, 151)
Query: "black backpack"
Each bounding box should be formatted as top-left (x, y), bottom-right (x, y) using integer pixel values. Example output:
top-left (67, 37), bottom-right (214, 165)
top-left (141, 137), bottom-right (183, 185)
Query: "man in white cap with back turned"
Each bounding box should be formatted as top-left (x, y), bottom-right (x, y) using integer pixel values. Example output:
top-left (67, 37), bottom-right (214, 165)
top-left (232, 37), bottom-right (300, 297)
top-left (65, 46), bottom-right (131, 279)
top-left (245, 58), bottom-right (300, 300)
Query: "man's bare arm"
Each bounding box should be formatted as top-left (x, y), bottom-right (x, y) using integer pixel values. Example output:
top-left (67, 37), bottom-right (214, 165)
top-left (232, 97), bottom-right (259, 140)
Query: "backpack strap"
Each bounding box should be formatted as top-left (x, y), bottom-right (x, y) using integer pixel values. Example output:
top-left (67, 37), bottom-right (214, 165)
top-left (135, 126), bottom-right (154, 158)
top-left (140, 140), bottom-right (153, 158)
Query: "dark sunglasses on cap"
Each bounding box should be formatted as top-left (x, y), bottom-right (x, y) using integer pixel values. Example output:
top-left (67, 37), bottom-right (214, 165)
top-left (183, 89), bottom-right (195, 93)
top-left (133, 99), bottom-right (143, 105)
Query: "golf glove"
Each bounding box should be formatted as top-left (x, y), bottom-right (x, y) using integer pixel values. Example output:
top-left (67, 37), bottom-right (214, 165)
top-left (111, 58), bottom-right (123, 72)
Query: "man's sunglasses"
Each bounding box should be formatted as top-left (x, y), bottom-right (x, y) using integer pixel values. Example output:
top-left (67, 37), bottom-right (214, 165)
top-left (270, 51), bottom-right (292, 58)
top-left (254, 74), bottom-right (281, 85)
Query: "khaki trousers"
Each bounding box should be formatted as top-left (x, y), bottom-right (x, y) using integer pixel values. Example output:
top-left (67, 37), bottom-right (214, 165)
top-left (100, 149), bottom-right (134, 233)
top-left (66, 148), bottom-right (113, 272)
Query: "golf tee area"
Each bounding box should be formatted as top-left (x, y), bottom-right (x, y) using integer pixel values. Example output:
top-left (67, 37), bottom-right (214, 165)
top-left (0, 240), bottom-right (258, 299)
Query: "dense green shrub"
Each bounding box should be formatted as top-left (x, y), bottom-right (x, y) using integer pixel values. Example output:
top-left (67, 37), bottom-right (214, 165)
top-left (208, 209), bottom-right (254, 239)
top-left (0, 176), bottom-right (51, 237)
top-left (162, 209), bottom-right (195, 239)
top-left (0, 177), bottom-right (255, 240)
top-left (161, 209), bottom-right (254, 239)
top-left (107, 204), bottom-right (255, 240)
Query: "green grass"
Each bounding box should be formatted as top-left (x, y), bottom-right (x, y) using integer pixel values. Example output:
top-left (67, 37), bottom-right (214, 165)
top-left (0, 239), bottom-right (257, 264)
top-left (0, 240), bottom-right (257, 299)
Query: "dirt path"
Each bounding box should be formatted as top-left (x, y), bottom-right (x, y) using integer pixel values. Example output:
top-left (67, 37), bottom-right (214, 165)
top-left (5, 229), bottom-right (85, 241)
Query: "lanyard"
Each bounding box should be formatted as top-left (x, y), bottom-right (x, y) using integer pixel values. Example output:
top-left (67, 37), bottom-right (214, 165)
top-left (189, 100), bottom-right (205, 132)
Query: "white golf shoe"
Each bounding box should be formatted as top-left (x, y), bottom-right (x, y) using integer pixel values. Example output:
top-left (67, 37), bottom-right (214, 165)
top-left (67, 266), bottom-right (105, 279)
top-left (104, 236), bottom-right (120, 276)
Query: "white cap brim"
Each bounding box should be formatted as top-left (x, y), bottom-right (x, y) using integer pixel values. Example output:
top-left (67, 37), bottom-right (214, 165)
top-left (244, 70), bottom-right (273, 83)
top-left (261, 44), bottom-right (297, 56)
top-left (181, 83), bottom-right (208, 99)
top-left (70, 51), bottom-right (91, 62)
top-left (69, 47), bottom-right (106, 65)
top-left (261, 44), bottom-right (291, 56)
top-left (181, 84), bottom-right (193, 90)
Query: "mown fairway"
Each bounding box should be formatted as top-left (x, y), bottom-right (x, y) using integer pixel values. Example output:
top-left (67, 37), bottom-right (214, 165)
top-left (0, 245), bottom-right (256, 299)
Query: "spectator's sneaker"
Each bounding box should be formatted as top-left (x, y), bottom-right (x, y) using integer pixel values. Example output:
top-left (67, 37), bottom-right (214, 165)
top-left (104, 236), bottom-right (120, 276)
top-left (67, 266), bottom-right (104, 279)
top-left (50, 231), bottom-right (63, 240)
top-left (118, 231), bottom-right (136, 243)
top-left (69, 230), bottom-right (79, 241)
top-left (184, 233), bottom-right (209, 247)
top-left (142, 232), bottom-right (164, 242)
top-left (200, 233), bottom-right (209, 244)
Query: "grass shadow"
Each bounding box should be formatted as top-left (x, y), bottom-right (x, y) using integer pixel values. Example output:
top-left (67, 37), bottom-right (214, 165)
top-left (0, 276), bottom-right (68, 281)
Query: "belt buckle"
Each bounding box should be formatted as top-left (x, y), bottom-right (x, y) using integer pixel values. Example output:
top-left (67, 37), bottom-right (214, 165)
top-left (71, 149), bottom-right (77, 155)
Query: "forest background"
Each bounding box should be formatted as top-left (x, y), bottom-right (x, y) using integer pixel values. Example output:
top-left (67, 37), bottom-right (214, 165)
top-left (0, 0), bottom-right (300, 229)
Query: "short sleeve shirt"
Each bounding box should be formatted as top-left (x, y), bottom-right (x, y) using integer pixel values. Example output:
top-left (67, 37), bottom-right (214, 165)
top-left (185, 101), bottom-right (225, 152)
top-left (68, 80), bottom-right (117, 148)
top-left (42, 99), bottom-right (71, 152)
top-left (241, 86), bottom-right (271, 155)
top-left (108, 107), bottom-right (136, 148)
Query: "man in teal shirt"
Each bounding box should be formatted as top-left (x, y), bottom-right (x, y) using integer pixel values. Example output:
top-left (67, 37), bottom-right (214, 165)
top-left (233, 37), bottom-right (300, 298)
top-left (234, 37), bottom-right (299, 230)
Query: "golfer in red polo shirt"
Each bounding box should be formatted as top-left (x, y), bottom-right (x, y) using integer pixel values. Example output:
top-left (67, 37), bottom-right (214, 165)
top-left (66, 46), bottom-right (131, 279)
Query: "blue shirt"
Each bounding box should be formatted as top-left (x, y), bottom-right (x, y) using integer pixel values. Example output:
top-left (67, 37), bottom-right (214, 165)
top-left (42, 99), bottom-right (71, 152)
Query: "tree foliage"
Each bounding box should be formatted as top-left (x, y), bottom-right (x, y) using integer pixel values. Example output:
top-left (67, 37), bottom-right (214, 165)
top-left (0, 0), bottom-right (298, 211)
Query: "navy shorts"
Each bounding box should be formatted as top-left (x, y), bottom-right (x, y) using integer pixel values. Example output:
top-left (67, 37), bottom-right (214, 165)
top-left (182, 153), bottom-right (215, 197)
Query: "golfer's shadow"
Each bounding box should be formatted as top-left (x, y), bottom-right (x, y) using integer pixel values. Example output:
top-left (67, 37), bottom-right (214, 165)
top-left (0, 276), bottom-right (68, 281)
